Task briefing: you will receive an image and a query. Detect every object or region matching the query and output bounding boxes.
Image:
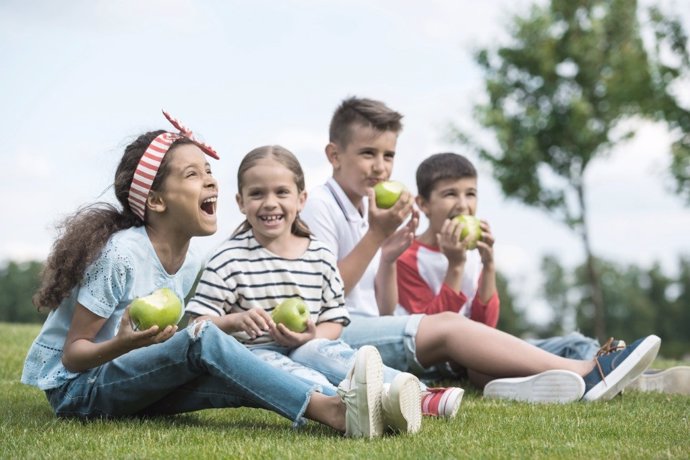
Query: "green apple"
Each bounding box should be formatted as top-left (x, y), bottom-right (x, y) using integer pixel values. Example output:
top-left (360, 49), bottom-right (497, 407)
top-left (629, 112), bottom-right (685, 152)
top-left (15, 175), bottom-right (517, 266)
top-left (129, 288), bottom-right (183, 331)
top-left (453, 215), bottom-right (483, 250)
top-left (374, 180), bottom-right (406, 209)
top-left (271, 297), bottom-right (310, 333)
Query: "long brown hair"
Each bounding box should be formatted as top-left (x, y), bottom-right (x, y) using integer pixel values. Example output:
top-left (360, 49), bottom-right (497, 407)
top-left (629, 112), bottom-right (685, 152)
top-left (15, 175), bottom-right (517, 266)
top-left (33, 131), bottom-right (193, 309)
top-left (232, 145), bottom-right (311, 238)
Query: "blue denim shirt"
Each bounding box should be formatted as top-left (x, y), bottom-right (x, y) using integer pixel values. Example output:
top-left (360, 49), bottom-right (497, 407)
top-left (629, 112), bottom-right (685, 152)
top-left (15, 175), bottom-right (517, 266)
top-left (21, 226), bottom-right (202, 390)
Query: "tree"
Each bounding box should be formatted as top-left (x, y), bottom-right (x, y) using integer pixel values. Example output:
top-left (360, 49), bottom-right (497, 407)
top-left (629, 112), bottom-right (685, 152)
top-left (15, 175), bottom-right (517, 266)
top-left (0, 260), bottom-right (45, 323)
top-left (495, 270), bottom-right (531, 337)
top-left (539, 254), bottom-right (575, 336)
top-left (457, 0), bottom-right (690, 341)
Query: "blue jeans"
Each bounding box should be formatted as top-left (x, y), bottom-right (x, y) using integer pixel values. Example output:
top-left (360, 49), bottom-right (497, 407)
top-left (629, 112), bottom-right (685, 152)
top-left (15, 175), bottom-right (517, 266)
top-left (528, 332), bottom-right (600, 360)
top-left (45, 322), bottom-right (318, 427)
top-left (253, 338), bottom-right (403, 391)
top-left (339, 315), bottom-right (429, 375)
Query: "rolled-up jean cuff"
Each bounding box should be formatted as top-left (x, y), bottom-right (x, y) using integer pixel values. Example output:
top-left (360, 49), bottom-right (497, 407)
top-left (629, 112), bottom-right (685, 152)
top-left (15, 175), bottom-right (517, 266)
top-left (293, 385), bottom-right (321, 429)
top-left (403, 314), bottom-right (429, 375)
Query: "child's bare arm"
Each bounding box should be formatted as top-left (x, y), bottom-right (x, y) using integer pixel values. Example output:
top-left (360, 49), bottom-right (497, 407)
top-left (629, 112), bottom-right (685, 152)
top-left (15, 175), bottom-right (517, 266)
top-left (437, 217), bottom-right (468, 293)
top-left (376, 210), bottom-right (418, 315)
top-left (338, 189), bottom-right (413, 294)
top-left (62, 304), bottom-right (176, 372)
top-left (475, 220), bottom-right (497, 304)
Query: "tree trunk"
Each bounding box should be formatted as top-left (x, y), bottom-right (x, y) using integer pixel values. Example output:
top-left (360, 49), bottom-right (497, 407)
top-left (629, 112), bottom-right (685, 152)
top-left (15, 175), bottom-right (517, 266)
top-left (577, 184), bottom-right (607, 342)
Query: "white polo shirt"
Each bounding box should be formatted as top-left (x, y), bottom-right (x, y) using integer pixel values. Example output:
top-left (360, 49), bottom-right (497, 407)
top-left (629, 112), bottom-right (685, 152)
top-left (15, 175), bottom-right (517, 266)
top-left (301, 177), bottom-right (380, 317)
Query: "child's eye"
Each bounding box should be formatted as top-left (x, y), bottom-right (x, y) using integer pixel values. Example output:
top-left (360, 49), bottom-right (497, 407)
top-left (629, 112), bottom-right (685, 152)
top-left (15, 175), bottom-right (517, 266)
top-left (384, 152), bottom-right (395, 160)
top-left (186, 171), bottom-right (197, 178)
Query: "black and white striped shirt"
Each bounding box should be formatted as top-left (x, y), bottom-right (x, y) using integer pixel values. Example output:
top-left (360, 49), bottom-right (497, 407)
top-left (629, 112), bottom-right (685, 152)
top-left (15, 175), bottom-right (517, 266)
top-left (186, 229), bottom-right (350, 345)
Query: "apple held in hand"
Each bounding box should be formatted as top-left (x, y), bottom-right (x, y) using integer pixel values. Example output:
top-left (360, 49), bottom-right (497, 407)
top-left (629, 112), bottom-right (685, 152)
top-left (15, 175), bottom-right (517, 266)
top-left (271, 297), bottom-right (310, 333)
top-left (129, 288), bottom-right (183, 331)
top-left (374, 180), bottom-right (407, 209)
top-left (453, 215), bottom-right (483, 250)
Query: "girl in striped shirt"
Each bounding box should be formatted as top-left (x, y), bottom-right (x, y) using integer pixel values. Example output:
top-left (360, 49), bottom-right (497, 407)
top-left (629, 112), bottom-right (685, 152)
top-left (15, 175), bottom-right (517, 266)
top-left (187, 145), bottom-right (422, 434)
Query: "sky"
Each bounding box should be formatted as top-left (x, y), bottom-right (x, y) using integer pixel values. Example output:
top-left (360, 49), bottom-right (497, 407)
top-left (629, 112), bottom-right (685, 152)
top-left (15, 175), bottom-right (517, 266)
top-left (1, 0), bottom-right (689, 323)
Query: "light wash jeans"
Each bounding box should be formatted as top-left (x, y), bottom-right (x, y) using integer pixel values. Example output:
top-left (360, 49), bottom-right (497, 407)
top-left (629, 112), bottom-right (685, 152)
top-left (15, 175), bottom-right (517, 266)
top-left (251, 338), bottom-right (404, 392)
top-left (45, 321), bottom-right (318, 427)
top-left (339, 314), bottom-right (429, 375)
top-left (527, 331), bottom-right (601, 360)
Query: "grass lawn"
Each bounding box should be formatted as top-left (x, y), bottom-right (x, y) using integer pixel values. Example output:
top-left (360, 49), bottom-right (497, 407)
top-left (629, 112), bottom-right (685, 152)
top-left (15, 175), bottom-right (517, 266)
top-left (1, 322), bottom-right (689, 459)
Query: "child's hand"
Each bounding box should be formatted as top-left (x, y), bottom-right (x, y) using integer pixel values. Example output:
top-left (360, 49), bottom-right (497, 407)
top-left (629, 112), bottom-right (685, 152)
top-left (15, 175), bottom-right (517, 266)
top-left (367, 188), bottom-right (414, 241)
top-left (230, 308), bottom-right (275, 340)
top-left (437, 217), bottom-right (468, 267)
top-left (381, 208), bottom-right (419, 263)
top-left (118, 308), bottom-right (178, 350)
top-left (475, 219), bottom-right (495, 267)
top-left (269, 320), bottom-right (316, 348)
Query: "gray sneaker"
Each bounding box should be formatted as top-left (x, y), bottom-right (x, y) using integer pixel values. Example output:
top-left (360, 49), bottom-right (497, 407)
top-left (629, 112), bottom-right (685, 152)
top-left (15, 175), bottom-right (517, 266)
top-left (484, 369), bottom-right (585, 403)
top-left (382, 373), bottom-right (422, 434)
top-left (625, 366), bottom-right (690, 395)
top-left (337, 346), bottom-right (385, 438)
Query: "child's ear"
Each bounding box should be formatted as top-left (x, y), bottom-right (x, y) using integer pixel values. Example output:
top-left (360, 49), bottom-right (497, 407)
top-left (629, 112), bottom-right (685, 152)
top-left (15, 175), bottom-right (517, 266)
top-left (297, 190), bottom-right (307, 211)
top-left (236, 192), bottom-right (247, 215)
top-left (146, 192), bottom-right (166, 214)
top-left (415, 195), bottom-right (431, 217)
top-left (325, 143), bottom-right (340, 170)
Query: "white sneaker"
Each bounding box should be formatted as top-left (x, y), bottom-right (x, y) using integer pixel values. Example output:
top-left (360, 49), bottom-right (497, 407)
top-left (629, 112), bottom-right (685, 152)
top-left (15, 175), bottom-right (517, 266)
top-left (336, 345), bottom-right (384, 438)
top-left (382, 373), bottom-right (422, 434)
top-left (484, 369), bottom-right (585, 403)
top-left (625, 366), bottom-right (690, 395)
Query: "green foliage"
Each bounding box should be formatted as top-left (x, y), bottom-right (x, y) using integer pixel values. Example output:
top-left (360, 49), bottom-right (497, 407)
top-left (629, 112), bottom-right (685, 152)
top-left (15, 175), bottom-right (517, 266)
top-left (0, 260), bottom-right (45, 323)
top-left (496, 270), bottom-right (531, 336)
top-left (458, 0), bottom-right (690, 340)
top-left (2, 323), bottom-right (689, 459)
top-left (465, 0), bottom-right (690, 218)
top-left (538, 254), bottom-right (690, 359)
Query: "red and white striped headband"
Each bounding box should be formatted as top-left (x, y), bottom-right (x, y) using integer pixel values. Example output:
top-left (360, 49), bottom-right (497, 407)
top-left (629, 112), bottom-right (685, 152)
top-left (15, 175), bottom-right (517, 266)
top-left (128, 110), bottom-right (220, 220)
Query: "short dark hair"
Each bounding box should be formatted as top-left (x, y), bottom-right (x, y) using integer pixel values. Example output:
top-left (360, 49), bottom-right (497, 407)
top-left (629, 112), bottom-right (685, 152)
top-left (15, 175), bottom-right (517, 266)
top-left (329, 96), bottom-right (403, 147)
top-left (416, 152), bottom-right (477, 200)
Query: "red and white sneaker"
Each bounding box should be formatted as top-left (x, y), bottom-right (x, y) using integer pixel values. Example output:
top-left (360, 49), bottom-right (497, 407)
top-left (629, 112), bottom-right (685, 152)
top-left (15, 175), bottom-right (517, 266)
top-left (421, 387), bottom-right (464, 418)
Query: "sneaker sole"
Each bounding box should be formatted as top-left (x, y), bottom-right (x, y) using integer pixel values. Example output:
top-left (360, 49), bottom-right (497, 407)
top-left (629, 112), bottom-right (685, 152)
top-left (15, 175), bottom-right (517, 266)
top-left (383, 373), bottom-right (422, 434)
top-left (353, 346), bottom-right (385, 437)
top-left (439, 387), bottom-right (464, 418)
top-left (422, 388), bottom-right (465, 418)
top-left (583, 335), bottom-right (661, 402)
top-left (626, 366), bottom-right (690, 395)
top-left (484, 370), bottom-right (585, 403)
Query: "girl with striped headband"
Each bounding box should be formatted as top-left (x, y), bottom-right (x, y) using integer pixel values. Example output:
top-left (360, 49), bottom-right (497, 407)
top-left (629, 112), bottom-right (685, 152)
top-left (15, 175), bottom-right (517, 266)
top-left (21, 112), bottom-right (384, 435)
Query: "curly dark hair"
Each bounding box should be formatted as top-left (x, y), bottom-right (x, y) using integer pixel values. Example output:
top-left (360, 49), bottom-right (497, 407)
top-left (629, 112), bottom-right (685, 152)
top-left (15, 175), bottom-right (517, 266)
top-left (33, 131), bottom-right (193, 310)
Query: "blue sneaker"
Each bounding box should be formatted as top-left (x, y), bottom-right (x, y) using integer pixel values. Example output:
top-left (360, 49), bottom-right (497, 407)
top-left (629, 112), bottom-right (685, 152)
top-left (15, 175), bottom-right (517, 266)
top-left (582, 335), bottom-right (661, 401)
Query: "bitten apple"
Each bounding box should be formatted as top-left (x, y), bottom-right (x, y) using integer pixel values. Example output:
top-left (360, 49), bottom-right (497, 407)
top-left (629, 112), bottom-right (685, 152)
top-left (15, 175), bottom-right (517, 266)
top-left (271, 297), bottom-right (310, 333)
top-left (453, 215), bottom-right (482, 250)
top-left (374, 180), bottom-right (406, 209)
top-left (129, 288), bottom-right (183, 331)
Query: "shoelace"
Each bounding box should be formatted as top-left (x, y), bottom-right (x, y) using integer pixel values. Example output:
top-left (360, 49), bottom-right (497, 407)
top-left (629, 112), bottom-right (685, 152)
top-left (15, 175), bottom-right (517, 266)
top-left (594, 337), bottom-right (626, 386)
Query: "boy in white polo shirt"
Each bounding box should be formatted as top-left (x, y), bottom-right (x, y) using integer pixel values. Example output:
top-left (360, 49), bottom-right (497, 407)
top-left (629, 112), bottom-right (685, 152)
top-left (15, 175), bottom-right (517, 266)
top-left (301, 96), bottom-right (662, 404)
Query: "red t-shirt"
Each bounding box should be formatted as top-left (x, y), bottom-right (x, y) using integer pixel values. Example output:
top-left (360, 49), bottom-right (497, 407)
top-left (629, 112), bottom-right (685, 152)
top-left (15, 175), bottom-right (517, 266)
top-left (396, 239), bottom-right (499, 327)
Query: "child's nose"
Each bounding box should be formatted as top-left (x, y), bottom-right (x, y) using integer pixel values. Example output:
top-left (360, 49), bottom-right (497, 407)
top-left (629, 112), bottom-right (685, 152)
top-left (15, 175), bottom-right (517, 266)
top-left (263, 194), bottom-right (278, 207)
top-left (372, 155), bottom-right (385, 173)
